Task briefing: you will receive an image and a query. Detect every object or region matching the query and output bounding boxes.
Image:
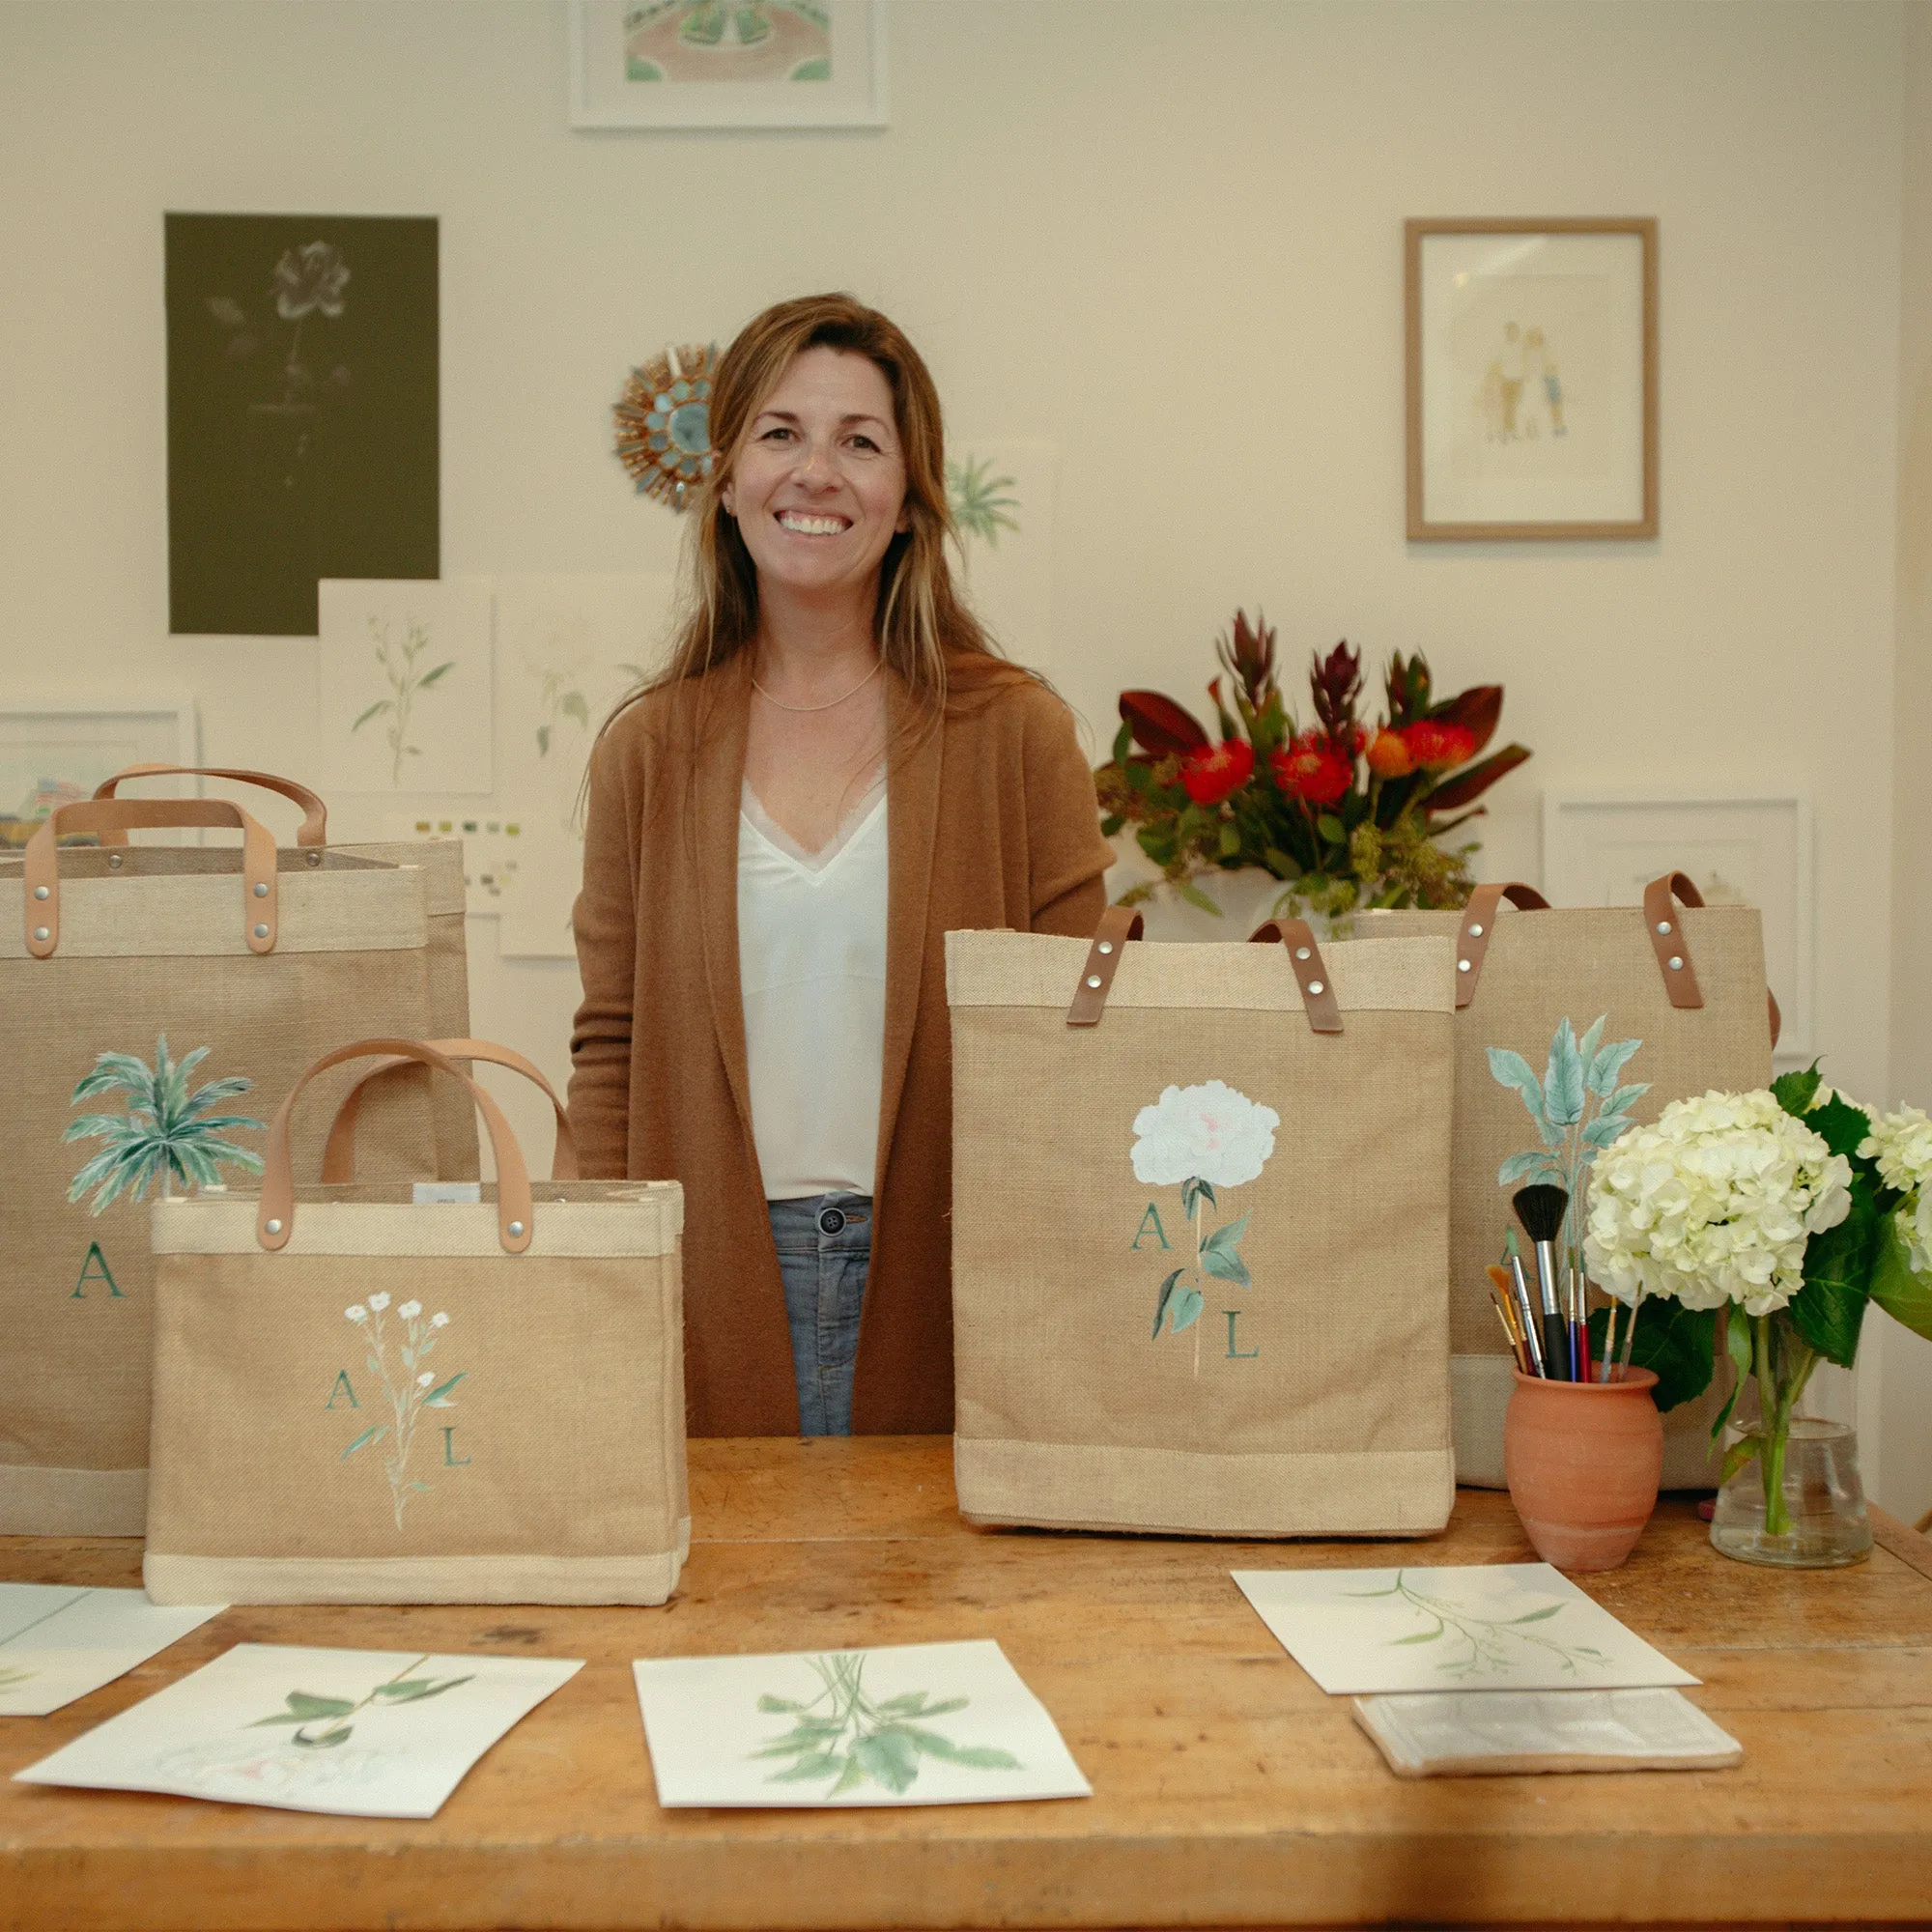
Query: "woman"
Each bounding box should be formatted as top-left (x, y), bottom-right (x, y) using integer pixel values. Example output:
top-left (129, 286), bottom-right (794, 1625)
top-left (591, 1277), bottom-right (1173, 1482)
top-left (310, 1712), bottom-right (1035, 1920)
top-left (568, 293), bottom-right (1112, 1437)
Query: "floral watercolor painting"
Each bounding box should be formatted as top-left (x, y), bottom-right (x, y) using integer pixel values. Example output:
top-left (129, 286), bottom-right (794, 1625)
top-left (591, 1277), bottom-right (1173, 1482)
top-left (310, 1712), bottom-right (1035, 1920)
top-left (1130, 1079), bottom-right (1278, 1371)
top-left (0, 1585), bottom-right (225, 1719)
top-left (338, 1296), bottom-right (465, 1527)
top-left (351, 615), bottom-right (454, 784)
top-left (623, 0), bottom-right (831, 82)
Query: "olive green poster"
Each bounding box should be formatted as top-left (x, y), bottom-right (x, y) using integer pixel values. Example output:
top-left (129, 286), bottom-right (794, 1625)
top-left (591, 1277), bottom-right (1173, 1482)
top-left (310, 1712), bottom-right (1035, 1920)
top-left (165, 213), bottom-right (439, 637)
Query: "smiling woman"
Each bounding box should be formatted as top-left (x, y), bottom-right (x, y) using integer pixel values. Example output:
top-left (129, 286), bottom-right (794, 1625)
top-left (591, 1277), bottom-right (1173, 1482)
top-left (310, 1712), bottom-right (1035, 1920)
top-left (567, 295), bottom-right (1113, 1438)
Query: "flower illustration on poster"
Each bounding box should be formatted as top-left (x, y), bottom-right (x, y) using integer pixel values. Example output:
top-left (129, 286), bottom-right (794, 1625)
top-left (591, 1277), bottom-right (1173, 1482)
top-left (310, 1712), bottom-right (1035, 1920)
top-left (338, 1297), bottom-right (466, 1527)
top-left (1130, 1079), bottom-right (1278, 1373)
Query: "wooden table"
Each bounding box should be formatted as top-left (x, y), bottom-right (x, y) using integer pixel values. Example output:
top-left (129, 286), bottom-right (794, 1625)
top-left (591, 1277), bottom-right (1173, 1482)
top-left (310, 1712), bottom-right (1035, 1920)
top-left (5, 1436), bottom-right (1932, 1929)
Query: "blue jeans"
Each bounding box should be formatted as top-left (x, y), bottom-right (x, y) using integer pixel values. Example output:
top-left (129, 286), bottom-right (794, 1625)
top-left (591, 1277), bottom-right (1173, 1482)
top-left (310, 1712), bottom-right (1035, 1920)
top-left (769, 1193), bottom-right (872, 1436)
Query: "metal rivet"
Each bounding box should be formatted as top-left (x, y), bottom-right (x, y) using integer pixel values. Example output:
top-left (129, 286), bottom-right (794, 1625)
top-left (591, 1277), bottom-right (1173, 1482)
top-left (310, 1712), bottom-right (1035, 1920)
top-left (1668, 955), bottom-right (1684, 971)
top-left (1467, 923), bottom-right (1483, 937)
top-left (1294, 947), bottom-right (1311, 961)
top-left (253, 881), bottom-right (269, 897)
top-left (1097, 941), bottom-right (1113, 955)
top-left (265, 1218), bottom-right (282, 1236)
top-left (107, 852), bottom-right (123, 869)
top-left (252, 923), bottom-right (270, 939)
top-left (1307, 980), bottom-right (1324, 996)
top-left (305, 850), bottom-right (322, 867)
top-left (1458, 958), bottom-right (1472, 973)
top-left (1086, 974), bottom-right (1102, 989)
top-left (507, 1220), bottom-right (526, 1238)
top-left (1656, 920), bottom-right (1672, 935)
top-left (32, 925), bottom-right (49, 942)
top-left (33, 884), bottom-right (48, 899)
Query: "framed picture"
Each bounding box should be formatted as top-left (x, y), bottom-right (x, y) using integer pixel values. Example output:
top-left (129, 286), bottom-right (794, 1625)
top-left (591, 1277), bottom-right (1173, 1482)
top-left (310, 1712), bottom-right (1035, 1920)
top-left (1542, 793), bottom-right (1813, 1065)
top-left (1406, 218), bottom-right (1658, 541)
top-left (0, 697), bottom-right (199, 849)
top-left (569, 0), bottom-right (886, 128)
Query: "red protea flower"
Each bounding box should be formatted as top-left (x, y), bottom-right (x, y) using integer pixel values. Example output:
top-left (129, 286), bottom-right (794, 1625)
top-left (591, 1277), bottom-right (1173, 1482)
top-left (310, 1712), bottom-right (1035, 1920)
top-left (1404, 720), bottom-right (1477, 771)
top-left (1180, 738), bottom-right (1255, 806)
top-left (1365, 726), bottom-right (1414, 779)
top-left (1271, 744), bottom-right (1352, 807)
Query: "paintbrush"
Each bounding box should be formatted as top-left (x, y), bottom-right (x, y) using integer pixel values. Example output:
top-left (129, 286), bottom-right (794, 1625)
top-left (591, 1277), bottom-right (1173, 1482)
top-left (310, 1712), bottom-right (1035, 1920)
top-left (1512, 1184), bottom-right (1572, 1381)
top-left (1497, 1238), bottom-right (1546, 1377)
top-left (1489, 1291), bottom-right (1528, 1374)
top-left (1485, 1267), bottom-right (1530, 1374)
top-left (1566, 1247), bottom-right (1589, 1381)
top-left (1615, 1290), bottom-right (1645, 1382)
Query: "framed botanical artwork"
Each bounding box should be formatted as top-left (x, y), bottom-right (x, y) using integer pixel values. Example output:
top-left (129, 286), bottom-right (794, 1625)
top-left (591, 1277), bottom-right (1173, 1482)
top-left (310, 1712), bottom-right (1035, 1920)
top-left (568, 0), bottom-right (887, 129)
top-left (1406, 218), bottom-right (1658, 541)
top-left (0, 696), bottom-right (199, 849)
top-left (1542, 793), bottom-right (1813, 1065)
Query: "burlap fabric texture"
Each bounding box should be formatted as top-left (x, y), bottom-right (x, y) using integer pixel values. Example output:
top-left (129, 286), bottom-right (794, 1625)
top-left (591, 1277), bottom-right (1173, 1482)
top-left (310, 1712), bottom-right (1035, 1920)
top-left (0, 794), bottom-right (444, 1536)
top-left (947, 913), bottom-right (1458, 1538)
top-left (1350, 875), bottom-right (1776, 1489)
top-left (144, 1038), bottom-right (688, 1606)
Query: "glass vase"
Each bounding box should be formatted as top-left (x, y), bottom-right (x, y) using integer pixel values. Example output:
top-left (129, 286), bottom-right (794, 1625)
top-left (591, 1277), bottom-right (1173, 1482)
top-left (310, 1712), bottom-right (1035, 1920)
top-left (1710, 1402), bottom-right (1871, 1568)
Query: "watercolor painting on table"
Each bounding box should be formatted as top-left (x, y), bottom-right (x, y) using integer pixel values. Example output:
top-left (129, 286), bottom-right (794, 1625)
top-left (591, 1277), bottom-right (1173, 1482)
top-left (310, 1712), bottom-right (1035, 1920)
top-left (633, 1638), bottom-right (1091, 1807)
top-left (317, 579), bottom-right (494, 795)
top-left (0, 1585), bottom-right (225, 1719)
top-left (1233, 1563), bottom-right (1697, 1695)
top-left (15, 1643), bottom-right (581, 1818)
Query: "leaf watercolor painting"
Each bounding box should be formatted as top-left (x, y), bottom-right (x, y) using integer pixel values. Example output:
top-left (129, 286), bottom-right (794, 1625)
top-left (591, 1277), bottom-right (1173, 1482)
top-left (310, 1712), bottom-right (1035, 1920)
top-left (0, 1585), bottom-right (225, 1718)
top-left (633, 1638), bottom-right (1091, 1809)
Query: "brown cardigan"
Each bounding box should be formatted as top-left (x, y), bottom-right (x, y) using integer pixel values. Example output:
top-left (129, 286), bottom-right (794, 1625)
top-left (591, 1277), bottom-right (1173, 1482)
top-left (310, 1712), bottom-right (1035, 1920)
top-left (567, 652), bottom-right (1113, 1435)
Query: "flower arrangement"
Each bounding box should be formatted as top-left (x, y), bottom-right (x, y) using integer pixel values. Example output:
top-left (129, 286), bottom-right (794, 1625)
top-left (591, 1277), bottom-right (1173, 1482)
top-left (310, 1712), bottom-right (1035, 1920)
top-left (1584, 1070), bottom-right (1932, 1546)
top-left (1096, 612), bottom-right (1531, 921)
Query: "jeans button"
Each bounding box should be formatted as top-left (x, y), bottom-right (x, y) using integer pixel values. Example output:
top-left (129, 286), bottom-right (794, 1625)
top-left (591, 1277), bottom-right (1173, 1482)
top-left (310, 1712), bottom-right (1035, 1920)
top-left (818, 1207), bottom-right (845, 1236)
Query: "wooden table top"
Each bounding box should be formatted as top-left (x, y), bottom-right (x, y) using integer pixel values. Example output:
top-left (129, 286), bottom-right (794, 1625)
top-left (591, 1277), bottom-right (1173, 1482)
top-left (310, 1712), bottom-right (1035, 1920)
top-left (5, 1435), bottom-right (1932, 1929)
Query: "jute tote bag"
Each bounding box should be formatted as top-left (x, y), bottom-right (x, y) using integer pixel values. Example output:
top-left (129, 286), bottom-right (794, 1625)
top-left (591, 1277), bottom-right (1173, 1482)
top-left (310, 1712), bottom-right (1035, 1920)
top-left (1352, 873), bottom-right (1777, 1489)
top-left (0, 797), bottom-right (439, 1536)
top-left (145, 1037), bottom-right (689, 1607)
top-left (92, 763), bottom-right (478, 1179)
top-left (948, 908), bottom-right (1458, 1538)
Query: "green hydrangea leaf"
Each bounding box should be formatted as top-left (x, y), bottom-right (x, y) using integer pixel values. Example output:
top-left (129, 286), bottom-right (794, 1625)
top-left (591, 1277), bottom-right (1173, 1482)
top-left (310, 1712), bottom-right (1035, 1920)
top-left (1585, 1300), bottom-right (1717, 1413)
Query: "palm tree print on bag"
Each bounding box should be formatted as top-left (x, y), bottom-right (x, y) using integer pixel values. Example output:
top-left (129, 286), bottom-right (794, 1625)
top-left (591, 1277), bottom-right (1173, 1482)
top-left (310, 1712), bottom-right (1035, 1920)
top-left (338, 1297), bottom-right (465, 1527)
top-left (65, 1037), bottom-right (265, 1213)
top-left (1131, 1080), bottom-right (1279, 1374)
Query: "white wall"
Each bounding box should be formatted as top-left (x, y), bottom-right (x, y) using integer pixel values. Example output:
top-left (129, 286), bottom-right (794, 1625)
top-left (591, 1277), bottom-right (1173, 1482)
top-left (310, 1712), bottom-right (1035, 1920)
top-left (1, 0), bottom-right (1918, 1490)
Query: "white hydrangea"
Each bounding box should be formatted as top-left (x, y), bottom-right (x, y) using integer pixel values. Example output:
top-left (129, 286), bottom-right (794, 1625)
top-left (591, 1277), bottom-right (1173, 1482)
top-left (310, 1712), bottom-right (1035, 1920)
top-left (1130, 1080), bottom-right (1280, 1189)
top-left (1582, 1088), bottom-right (1853, 1317)
top-left (1861, 1105), bottom-right (1932, 1271)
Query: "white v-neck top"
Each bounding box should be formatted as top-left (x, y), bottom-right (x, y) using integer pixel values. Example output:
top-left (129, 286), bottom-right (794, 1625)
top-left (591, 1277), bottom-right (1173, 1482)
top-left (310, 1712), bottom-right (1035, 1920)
top-left (737, 777), bottom-right (889, 1201)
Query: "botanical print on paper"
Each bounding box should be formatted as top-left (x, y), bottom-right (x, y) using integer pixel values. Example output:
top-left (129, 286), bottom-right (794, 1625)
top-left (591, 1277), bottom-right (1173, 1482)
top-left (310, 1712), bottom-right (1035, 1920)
top-left (0, 1665), bottom-right (38, 1691)
top-left (248, 1653), bottom-right (472, 1751)
top-left (1489, 1016), bottom-right (1647, 1258)
top-left (66, 1037), bottom-right (264, 1213)
top-left (1349, 1571), bottom-right (1610, 1681)
top-left (625, 1), bottom-right (831, 82)
top-left (1130, 1079), bottom-right (1278, 1371)
top-left (338, 1296), bottom-right (465, 1527)
top-left (946, 455), bottom-right (1020, 548)
top-left (752, 1653), bottom-right (1020, 1796)
top-left (352, 614), bottom-right (454, 783)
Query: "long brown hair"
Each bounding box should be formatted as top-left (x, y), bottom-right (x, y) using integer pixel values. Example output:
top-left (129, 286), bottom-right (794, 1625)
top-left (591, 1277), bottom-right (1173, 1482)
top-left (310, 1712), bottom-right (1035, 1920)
top-left (632, 293), bottom-right (1023, 729)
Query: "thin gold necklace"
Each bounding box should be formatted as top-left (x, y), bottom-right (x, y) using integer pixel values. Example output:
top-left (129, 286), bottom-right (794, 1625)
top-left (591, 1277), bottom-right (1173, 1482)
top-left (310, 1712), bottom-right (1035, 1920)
top-left (751, 657), bottom-right (883, 714)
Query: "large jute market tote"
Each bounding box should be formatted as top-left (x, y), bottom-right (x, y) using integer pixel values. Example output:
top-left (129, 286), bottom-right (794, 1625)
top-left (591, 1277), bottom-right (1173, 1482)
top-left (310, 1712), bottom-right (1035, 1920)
top-left (0, 797), bottom-right (439, 1536)
top-left (1352, 873), bottom-right (1778, 1489)
top-left (948, 909), bottom-right (1458, 1538)
top-left (92, 763), bottom-right (478, 1179)
top-left (145, 1038), bottom-right (688, 1606)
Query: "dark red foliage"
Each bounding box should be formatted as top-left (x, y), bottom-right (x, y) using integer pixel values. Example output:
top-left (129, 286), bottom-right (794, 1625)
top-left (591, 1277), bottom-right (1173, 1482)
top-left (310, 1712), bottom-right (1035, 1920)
top-left (1120, 690), bottom-right (1209, 755)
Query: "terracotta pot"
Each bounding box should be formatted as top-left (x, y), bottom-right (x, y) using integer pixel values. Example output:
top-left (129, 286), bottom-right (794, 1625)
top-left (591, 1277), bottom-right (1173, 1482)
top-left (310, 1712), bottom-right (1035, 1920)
top-left (1503, 1368), bottom-right (1662, 1573)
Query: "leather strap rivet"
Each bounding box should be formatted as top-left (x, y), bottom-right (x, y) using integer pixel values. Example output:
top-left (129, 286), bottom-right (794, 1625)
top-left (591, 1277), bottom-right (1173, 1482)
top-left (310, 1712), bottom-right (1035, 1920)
top-left (1085, 974), bottom-right (1102, 989)
top-left (1657, 920), bottom-right (1672, 934)
top-left (1308, 980), bottom-right (1325, 995)
top-left (1294, 947), bottom-right (1311, 961)
top-left (1669, 955), bottom-right (1685, 971)
top-left (107, 853), bottom-right (123, 869)
top-left (1097, 941), bottom-right (1114, 955)
top-left (507, 1220), bottom-right (526, 1238)
top-left (1467, 923), bottom-right (1483, 937)
top-left (32, 925), bottom-right (49, 942)
top-left (305, 851), bottom-right (322, 867)
top-left (253, 923), bottom-right (270, 940)
top-left (32, 885), bottom-right (47, 900)
top-left (1458, 957), bottom-right (1472, 973)
top-left (253, 881), bottom-right (269, 898)
top-left (264, 1218), bottom-right (282, 1236)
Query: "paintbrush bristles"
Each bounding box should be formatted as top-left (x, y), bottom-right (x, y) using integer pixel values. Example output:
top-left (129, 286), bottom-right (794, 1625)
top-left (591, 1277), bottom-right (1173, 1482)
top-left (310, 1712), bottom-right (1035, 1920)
top-left (1512, 1183), bottom-right (1569, 1244)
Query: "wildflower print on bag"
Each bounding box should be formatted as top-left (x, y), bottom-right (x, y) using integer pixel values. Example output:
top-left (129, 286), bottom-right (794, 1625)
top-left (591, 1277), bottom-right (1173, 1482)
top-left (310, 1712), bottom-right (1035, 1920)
top-left (1130, 1079), bottom-right (1279, 1372)
top-left (65, 1037), bottom-right (265, 1213)
top-left (1489, 1016), bottom-right (1647, 1258)
top-left (338, 1299), bottom-right (465, 1528)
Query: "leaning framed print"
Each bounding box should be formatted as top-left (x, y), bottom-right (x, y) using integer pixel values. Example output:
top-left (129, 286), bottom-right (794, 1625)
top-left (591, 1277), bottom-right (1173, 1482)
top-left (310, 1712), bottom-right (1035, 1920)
top-left (569, 0), bottom-right (887, 129)
top-left (0, 696), bottom-right (199, 850)
top-left (1406, 218), bottom-right (1658, 542)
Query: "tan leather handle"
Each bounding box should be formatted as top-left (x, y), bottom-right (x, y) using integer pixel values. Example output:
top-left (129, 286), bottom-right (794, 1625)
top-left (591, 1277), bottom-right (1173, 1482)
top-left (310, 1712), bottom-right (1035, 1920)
top-left (257, 1038), bottom-right (534, 1255)
top-left (1065, 904), bottom-right (1146, 1026)
top-left (23, 799), bottom-right (277, 959)
top-left (1453, 882), bottom-right (1550, 1008)
top-left (321, 1038), bottom-right (579, 1183)
top-left (1642, 871), bottom-right (1706, 1009)
top-left (94, 765), bottom-right (328, 848)
top-left (1247, 918), bottom-right (1344, 1034)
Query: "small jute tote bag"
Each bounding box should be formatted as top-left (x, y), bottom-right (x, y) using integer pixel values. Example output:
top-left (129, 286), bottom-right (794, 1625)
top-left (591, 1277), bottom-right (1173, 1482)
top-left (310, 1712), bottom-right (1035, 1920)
top-left (948, 908), bottom-right (1458, 1539)
top-left (92, 763), bottom-right (478, 1179)
top-left (0, 797), bottom-right (440, 1537)
top-left (1351, 873), bottom-right (1778, 1489)
top-left (145, 1037), bottom-right (688, 1607)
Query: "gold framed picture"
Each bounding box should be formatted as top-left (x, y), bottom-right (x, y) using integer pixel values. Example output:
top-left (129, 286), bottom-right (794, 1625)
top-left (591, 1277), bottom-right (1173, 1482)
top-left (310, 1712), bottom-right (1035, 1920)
top-left (1405, 218), bottom-right (1658, 542)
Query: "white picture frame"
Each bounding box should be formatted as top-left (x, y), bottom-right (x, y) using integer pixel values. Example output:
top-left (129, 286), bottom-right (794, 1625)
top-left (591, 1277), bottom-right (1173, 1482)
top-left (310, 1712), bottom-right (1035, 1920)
top-left (1541, 792), bottom-right (1814, 1065)
top-left (569, 0), bottom-right (887, 129)
top-left (0, 696), bottom-right (200, 850)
